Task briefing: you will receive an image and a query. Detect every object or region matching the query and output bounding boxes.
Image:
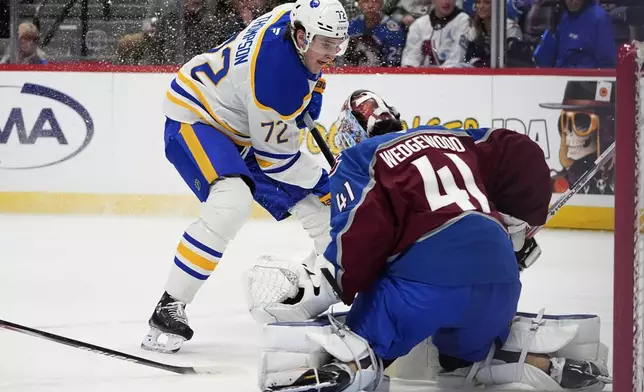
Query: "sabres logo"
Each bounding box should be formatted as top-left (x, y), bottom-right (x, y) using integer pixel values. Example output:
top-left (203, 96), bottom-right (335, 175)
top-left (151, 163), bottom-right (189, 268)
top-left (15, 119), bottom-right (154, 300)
top-left (310, 0), bottom-right (320, 7)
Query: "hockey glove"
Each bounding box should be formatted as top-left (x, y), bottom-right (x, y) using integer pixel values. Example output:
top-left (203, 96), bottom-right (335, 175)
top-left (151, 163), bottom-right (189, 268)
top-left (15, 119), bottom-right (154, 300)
top-left (296, 78), bottom-right (326, 129)
top-left (499, 212), bottom-right (542, 271)
top-left (310, 169), bottom-right (331, 206)
top-left (246, 252), bottom-right (341, 324)
top-left (515, 236), bottom-right (541, 271)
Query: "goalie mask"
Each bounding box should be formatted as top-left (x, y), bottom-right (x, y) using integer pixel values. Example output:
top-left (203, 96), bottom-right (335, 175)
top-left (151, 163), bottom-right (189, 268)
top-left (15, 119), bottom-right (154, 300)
top-left (334, 90), bottom-right (402, 150)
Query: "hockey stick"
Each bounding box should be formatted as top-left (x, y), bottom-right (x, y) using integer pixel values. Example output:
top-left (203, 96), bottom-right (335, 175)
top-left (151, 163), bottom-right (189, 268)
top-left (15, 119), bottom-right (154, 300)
top-left (526, 141), bottom-right (615, 238)
top-left (0, 318), bottom-right (231, 375)
top-left (302, 112), bottom-right (347, 300)
top-left (303, 113), bottom-right (336, 168)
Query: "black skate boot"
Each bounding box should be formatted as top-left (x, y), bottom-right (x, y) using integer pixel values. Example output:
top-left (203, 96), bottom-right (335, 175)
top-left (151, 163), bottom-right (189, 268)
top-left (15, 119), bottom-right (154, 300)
top-left (549, 357), bottom-right (612, 390)
top-left (141, 292), bottom-right (194, 353)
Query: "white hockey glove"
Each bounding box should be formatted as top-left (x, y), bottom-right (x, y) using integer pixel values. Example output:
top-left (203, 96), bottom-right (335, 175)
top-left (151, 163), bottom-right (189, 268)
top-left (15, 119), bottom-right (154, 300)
top-left (499, 212), bottom-right (541, 271)
top-left (245, 251), bottom-right (341, 324)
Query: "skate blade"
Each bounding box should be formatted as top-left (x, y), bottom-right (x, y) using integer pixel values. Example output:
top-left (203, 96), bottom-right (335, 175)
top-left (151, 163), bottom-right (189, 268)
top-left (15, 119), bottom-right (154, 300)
top-left (264, 382), bottom-right (335, 392)
top-left (141, 327), bottom-right (185, 354)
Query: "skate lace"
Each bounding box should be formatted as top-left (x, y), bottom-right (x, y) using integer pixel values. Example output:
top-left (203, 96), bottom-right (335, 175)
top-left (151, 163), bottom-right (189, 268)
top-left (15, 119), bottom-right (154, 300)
top-left (164, 301), bottom-right (188, 323)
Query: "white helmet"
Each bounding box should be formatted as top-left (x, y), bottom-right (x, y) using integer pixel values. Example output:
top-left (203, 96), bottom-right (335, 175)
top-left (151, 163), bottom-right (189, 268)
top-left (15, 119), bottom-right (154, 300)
top-left (290, 0), bottom-right (350, 56)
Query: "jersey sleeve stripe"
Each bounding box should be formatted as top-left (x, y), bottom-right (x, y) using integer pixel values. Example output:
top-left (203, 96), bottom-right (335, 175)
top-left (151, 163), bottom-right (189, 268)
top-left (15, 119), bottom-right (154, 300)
top-left (166, 91), bottom-right (214, 126)
top-left (253, 148), bottom-right (298, 160)
top-left (177, 71), bottom-right (248, 139)
top-left (171, 78), bottom-right (210, 114)
top-left (334, 155), bottom-right (379, 273)
top-left (166, 91), bottom-right (252, 147)
top-left (255, 156), bottom-right (276, 168)
top-left (179, 123), bottom-right (219, 183)
top-left (262, 151), bottom-right (301, 174)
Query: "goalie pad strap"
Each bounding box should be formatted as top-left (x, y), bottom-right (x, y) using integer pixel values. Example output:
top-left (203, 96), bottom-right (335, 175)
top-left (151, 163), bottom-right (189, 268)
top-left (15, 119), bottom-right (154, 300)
top-left (259, 314), bottom-right (383, 392)
top-left (437, 310), bottom-right (608, 390)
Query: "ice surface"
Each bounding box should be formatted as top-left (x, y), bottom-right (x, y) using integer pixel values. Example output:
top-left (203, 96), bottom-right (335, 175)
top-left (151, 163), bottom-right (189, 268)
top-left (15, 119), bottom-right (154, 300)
top-left (0, 215), bottom-right (614, 391)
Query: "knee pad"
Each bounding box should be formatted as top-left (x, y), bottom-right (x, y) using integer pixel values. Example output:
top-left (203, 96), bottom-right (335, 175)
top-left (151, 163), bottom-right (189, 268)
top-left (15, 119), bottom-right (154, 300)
top-left (199, 176), bottom-right (254, 241)
top-left (289, 194), bottom-right (331, 255)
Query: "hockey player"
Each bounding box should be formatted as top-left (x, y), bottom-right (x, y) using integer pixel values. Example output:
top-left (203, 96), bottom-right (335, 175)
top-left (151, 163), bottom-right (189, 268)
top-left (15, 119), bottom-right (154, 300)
top-left (141, 0), bottom-right (350, 353)
top-left (247, 90), bottom-right (612, 391)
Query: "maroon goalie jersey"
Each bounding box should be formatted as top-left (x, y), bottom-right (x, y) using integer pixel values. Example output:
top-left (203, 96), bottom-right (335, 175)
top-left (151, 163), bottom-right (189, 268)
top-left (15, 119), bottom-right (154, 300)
top-left (324, 126), bottom-right (552, 303)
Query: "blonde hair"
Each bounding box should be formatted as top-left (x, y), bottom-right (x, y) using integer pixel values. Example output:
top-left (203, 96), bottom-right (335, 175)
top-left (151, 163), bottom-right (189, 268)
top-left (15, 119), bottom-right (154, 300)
top-left (18, 22), bottom-right (40, 40)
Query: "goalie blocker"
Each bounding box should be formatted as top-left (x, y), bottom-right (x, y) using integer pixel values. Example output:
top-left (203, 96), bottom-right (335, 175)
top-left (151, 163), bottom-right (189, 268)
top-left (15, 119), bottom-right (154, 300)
top-left (259, 311), bottom-right (611, 392)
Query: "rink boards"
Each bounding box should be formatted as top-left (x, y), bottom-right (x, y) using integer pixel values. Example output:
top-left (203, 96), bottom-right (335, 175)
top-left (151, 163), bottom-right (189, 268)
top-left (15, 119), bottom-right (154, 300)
top-left (0, 68), bottom-right (620, 231)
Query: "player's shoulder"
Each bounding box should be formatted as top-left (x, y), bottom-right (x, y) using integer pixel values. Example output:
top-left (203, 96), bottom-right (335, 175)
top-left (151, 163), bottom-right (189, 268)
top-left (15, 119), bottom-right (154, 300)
top-left (251, 5), bottom-right (318, 119)
top-left (454, 9), bottom-right (471, 22)
top-left (339, 128), bottom-right (429, 168)
top-left (348, 16), bottom-right (365, 35)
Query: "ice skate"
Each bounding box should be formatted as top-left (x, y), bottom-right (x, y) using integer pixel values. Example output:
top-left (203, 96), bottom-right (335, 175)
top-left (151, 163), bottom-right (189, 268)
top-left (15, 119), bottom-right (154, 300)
top-left (549, 357), bottom-right (612, 390)
top-left (141, 292), bottom-right (194, 353)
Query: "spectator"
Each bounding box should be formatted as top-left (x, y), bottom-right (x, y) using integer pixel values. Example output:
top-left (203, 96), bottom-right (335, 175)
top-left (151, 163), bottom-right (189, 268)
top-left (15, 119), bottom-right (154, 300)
top-left (114, 28), bottom-right (158, 65)
top-left (342, 0), bottom-right (407, 66)
top-left (221, 0), bottom-right (271, 32)
top-left (340, 0), bottom-right (398, 21)
top-left (401, 0), bottom-right (472, 67)
top-left (523, 0), bottom-right (555, 44)
top-left (153, 0), bottom-right (227, 63)
top-left (627, 7), bottom-right (644, 41)
top-left (389, 0), bottom-right (432, 27)
top-left (465, 0), bottom-right (522, 67)
top-left (0, 22), bottom-right (46, 64)
top-left (533, 0), bottom-right (616, 68)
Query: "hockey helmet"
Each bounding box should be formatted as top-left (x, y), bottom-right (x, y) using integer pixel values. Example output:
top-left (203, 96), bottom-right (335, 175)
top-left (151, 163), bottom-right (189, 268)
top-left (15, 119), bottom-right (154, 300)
top-left (290, 0), bottom-right (350, 56)
top-left (334, 89), bottom-right (402, 150)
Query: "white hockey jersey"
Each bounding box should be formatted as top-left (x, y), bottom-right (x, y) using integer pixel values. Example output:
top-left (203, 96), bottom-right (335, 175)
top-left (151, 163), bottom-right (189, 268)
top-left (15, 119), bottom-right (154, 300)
top-left (163, 3), bottom-right (325, 189)
top-left (401, 8), bottom-right (472, 67)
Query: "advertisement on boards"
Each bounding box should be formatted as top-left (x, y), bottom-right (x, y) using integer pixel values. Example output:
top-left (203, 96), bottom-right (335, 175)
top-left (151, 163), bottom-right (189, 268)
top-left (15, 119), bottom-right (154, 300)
top-left (0, 73), bottom-right (113, 193)
top-left (0, 70), bottom-right (617, 229)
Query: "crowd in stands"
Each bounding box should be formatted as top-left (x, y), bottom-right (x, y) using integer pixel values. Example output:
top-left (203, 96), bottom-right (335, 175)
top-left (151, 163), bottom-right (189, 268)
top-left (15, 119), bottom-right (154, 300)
top-left (0, 0), bottom-right (642, 68)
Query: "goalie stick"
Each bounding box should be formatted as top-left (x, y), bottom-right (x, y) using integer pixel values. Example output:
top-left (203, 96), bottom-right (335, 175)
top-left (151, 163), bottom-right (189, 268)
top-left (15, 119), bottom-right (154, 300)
top-left (0, 318), bottom-right (239, 375)
top-left (525, 141), bottom-right (615, 238)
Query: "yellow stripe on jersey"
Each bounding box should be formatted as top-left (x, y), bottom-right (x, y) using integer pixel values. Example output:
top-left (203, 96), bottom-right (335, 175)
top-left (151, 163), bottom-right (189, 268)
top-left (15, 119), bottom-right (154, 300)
top-left (166, 90), bottom-right (252, 147)
top-left (179, 123), bottom-right (219, 183)
top-left (256, 156), bottom-right (275, 168)
top-left (177, 242), bottom-right (218, 271)
top-left (250, 10), bottom-right (311, 121)
top-left (177, 72), bottom-right (249, 139)
top-left (166, 91), bottom-right (216, 128)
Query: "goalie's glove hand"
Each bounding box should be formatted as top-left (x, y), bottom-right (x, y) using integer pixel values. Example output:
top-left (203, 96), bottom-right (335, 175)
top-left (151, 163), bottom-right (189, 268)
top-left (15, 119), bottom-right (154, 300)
top-left (515, 236), bottom-right (541, 271)
top-left (499, 212), bottom-right (541, 271)
top-left (247, 252), bottom-right (341, 324)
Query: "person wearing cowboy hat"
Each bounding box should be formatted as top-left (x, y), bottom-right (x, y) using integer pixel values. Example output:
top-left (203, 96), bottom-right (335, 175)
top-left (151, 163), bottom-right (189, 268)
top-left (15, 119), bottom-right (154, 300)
top-left (540, 80), bottom-right (615, 195)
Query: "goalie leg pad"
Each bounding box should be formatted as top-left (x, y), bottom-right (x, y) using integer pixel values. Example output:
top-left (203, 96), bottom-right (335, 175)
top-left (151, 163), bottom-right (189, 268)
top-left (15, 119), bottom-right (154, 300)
top-left (260, 314), bottom-right (383, 392)
top-left (437, 309), bottom-right (610, 391)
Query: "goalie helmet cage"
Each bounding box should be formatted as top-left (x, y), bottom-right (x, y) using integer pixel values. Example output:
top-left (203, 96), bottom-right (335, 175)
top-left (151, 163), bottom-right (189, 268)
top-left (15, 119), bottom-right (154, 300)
top-left (614, 41), bottom-right (644, 392)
